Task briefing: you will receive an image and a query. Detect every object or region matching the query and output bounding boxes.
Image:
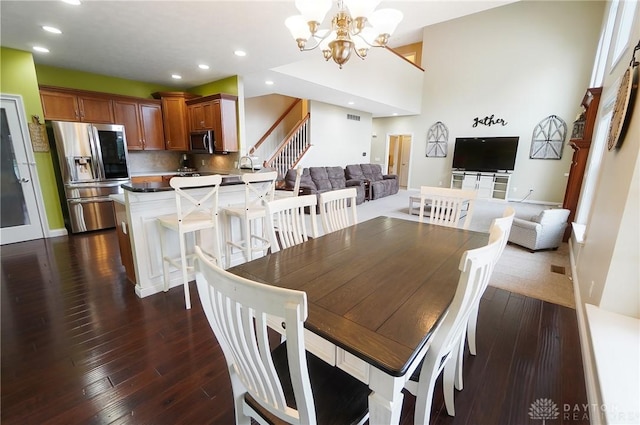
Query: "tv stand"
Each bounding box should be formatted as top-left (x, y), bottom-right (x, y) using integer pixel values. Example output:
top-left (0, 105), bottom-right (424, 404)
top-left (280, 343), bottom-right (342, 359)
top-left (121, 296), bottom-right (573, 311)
top-left (451, 171), bottom-right (511, 200)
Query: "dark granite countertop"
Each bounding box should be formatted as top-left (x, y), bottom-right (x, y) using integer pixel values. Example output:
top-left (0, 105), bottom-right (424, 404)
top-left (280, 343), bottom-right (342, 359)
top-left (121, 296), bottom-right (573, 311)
top-left (121, 176), bottom-right (244, 193)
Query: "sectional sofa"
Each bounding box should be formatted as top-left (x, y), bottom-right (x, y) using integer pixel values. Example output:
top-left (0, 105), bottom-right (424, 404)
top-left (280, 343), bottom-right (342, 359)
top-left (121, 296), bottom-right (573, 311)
top-left (283, 164), bottom-right (399, 204)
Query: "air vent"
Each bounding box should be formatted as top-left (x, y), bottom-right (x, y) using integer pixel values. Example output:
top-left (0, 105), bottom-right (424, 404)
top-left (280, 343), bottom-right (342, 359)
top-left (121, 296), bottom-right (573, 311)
top-left (347, 114), bottom-right (361, 121)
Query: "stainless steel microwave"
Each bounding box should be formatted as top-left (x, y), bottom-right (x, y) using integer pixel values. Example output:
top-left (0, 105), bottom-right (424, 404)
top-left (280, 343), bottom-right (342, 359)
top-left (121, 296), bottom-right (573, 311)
top-left (189, 130), bottom-right (215, 154)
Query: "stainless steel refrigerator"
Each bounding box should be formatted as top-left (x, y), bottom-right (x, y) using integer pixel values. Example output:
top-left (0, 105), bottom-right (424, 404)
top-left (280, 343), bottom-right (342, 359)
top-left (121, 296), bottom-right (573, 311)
top-left (51, 121), bottom-right (130, 233)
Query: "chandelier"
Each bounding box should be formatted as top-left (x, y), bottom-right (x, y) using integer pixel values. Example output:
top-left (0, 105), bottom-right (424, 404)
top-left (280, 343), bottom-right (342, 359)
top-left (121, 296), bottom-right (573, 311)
top-left (285, 0), bottom-right (403, 68)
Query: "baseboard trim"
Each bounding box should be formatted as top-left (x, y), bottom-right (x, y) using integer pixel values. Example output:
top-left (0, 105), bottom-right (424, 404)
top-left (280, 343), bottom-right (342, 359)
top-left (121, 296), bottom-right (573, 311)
top-left (46, 228), bottom-right (68, 238)
top-left (569, 238), bottom-right (603, 425)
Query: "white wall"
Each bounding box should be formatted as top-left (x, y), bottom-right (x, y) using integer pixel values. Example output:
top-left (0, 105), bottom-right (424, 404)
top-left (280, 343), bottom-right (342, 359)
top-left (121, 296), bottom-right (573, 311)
top-left (298, 100), bottom-right (373, 168)
top-left (576, 1), bottom-right (640, 317)
top-left (243, 93), bottom-right (302, 160)
top-left (373, 1), bottom-right (605, 203)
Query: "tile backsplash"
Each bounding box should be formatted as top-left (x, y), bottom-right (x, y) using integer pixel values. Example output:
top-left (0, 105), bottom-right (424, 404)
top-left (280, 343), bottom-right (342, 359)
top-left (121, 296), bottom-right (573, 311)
top-left (127, 151), bottom-right (182, 173)
top-left (128, 151), bottom-right (240, 174)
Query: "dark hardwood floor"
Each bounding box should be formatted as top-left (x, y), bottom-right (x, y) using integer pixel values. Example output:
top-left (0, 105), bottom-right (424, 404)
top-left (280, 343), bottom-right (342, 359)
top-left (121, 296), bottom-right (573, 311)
top-left (1, 229), bottom-right (589, 425)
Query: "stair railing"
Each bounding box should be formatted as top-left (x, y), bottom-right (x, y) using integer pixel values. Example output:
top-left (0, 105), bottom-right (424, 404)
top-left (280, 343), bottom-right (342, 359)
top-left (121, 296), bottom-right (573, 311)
top-left (264, 113), bottom-right (311, 178)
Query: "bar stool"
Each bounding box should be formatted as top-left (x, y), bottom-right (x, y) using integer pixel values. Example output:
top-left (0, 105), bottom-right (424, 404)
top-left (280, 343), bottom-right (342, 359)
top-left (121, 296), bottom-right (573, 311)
top-left (222, 171), bottom-right (277, 268)
top-left (157, 174), bottom-right (222, 309)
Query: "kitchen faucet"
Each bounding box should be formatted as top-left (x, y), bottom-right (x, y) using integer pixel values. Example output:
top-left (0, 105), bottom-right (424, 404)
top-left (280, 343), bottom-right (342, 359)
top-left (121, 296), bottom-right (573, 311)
top-left (238, 155), bottom-right (261, 171)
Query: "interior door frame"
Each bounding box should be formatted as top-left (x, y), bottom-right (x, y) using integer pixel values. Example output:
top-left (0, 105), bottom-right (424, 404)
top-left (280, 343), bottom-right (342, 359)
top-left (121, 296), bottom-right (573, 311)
top-left (1, 93), bottom-right (50, 242)
top-left (384, 132), bottom-right (413, 189)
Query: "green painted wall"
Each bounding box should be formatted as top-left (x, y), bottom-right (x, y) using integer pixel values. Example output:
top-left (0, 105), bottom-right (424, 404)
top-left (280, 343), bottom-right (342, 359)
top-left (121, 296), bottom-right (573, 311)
top-left (1, 47), bottom-right (65, 230)
top-left (188, 76), bottom-right (238, 96)
top-left (35, 64), bottom-right (177, 98)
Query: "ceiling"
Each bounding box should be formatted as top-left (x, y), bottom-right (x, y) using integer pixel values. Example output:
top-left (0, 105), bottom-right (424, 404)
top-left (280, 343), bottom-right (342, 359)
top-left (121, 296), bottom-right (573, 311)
top-left (1, 1), bottom-right (517, 117)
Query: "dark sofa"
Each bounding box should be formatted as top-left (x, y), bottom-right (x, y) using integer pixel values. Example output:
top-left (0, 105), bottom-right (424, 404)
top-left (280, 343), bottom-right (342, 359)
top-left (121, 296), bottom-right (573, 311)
top-left (345, 164), bottom-right (399, 200)
top-left (284, 166), bottom-right (365, 205)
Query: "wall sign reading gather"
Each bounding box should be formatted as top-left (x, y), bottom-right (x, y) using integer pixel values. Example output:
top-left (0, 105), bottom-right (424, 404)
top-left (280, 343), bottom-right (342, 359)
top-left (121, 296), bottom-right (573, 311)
top-left (472, 114), bottom-right (508, 127)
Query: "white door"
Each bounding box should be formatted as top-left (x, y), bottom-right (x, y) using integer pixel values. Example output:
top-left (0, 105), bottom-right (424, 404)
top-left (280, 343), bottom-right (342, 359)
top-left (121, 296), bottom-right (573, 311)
top-left (1, 95), bottom-right (45, 244)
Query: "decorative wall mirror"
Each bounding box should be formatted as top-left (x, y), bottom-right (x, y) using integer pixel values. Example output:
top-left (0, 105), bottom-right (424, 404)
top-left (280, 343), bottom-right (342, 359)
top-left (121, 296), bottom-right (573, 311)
top-left (530, 115), bottom-right (567, 159)
top-left (426, 121), bottom-right (448, 157)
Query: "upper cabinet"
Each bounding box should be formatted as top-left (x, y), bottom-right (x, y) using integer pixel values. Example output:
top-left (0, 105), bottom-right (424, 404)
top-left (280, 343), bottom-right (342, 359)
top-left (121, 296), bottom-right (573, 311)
top-left (40, 86), bottom-right (114, 123)
top-left (186, 94), bottom-right (238, 153)
top-left (113, 98), bottom-right (164, 150)
top-left (152, 92), bottom-right (200, 151)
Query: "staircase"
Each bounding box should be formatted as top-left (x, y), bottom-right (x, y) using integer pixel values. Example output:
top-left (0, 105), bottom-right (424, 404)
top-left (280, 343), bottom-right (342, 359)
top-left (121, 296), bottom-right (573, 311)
top-left (249, 99), bottom-right (311, 178)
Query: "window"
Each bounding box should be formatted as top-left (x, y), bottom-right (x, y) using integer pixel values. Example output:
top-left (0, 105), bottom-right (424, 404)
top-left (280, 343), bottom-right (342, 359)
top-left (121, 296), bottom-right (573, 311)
top-left (576, 111), bottom-right (612, 224)
top-left (590, 0), bottom-right (618, 87)
top-left (610, 0), bottom-right (638, 68)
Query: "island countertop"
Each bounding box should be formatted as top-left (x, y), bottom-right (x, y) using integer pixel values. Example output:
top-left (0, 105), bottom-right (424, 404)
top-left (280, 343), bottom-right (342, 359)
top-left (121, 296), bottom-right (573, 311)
top-left (121, 175), bottom-right (244, 192)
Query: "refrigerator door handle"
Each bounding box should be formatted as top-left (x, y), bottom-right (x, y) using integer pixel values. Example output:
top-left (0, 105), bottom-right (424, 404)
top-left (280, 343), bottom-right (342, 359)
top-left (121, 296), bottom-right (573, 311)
top-left (203, 132), bottom-right (210, 152)
top-left (68, 197), bottom-right (114, 204)
top-left (88, 125), bottom-right (104, 181)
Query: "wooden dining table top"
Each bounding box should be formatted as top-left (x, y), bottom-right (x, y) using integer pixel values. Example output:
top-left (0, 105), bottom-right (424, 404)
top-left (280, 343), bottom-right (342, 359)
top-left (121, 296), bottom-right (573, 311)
top-left (228, 216), bottom-right (489, 377)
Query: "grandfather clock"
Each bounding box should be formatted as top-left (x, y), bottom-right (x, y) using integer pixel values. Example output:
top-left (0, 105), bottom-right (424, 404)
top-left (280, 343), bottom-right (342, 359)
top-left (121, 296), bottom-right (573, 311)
top-left (562, 87), bottom-right (602, 241)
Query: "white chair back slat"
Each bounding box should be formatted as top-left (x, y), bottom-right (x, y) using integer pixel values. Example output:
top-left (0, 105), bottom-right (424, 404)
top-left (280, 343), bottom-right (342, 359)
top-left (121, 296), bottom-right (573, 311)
top-left (266, 195), bottom-right (318, 253)
top-left (291, 166), bottom-right (303, 196)
top-left (195, 247), bottom-right (315, 424)
top-left (419, 187), bottom-right (477, 229)
top-left (319, 188), bottom-right (358, 234)
top-left (489, 206), bottom-right (515, 265)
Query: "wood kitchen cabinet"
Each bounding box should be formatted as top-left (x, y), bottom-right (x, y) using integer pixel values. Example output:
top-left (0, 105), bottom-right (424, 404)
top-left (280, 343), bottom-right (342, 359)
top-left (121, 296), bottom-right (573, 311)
top-left (152, 92), bottom-right (200, 151)
top-left (113, 200), bottom-right (136, 284)
top-left (188, 102), bottom-right (216, 131)
top-left (131, 175), bottom-right (164, 184)
top-left (114, 98), bottom-right (164, 150)
top-left (40, 86), bottom-right (114, 123)
top-left (186, 94), bottom-right (238, 152)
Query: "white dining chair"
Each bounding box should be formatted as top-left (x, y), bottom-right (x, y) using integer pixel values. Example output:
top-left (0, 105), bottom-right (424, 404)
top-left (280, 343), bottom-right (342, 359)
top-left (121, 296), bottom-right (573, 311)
top-left (418, 186), bottom-right (477, 229)
top-left (274, 166), bottom-right (303, 199)
top-left (404, 227), bottom-right (504, 425)
top-left (156, 174), bottom-right (222, 309)
top-left (465, 206), bottom-right (515, 357)
top-left (193, 246), bottom-right (371, 425)
top-left (222, 171), bottom-right (277, 268)
top-left (318, 187), bottom-right (358, 234)
top-left (265, 194), bottom-right (318, 253)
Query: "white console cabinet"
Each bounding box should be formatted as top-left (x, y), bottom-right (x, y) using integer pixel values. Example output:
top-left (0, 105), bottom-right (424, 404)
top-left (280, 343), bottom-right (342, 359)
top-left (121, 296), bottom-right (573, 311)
top-left (451, 171), bottom-right (511, 200)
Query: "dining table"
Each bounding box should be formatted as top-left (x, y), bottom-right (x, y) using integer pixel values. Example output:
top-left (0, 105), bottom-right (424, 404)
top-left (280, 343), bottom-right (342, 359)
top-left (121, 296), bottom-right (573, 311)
top-left (228, 216), bottom-right (489, 424)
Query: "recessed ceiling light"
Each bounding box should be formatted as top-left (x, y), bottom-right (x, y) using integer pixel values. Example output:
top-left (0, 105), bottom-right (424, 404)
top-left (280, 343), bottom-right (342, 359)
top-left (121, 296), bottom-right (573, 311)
top-left (265, 80), bottom-right (274, 85)
top-left (392, 112), bottom-right (398, 116)
top-left (171, 74), bottom-right (182, 80)
top-left (348, 101), bottom-right (355, 105)
top-left (42, 26), bottom-right (62, 34)
top-left (234, 50), bottom-right (247, 57)
top-left (61, 0), bottom-right (81, 5)
top-left (198, 64), bottom-right (210, 70)
top-left (33, 46), bottom-right (50, 53)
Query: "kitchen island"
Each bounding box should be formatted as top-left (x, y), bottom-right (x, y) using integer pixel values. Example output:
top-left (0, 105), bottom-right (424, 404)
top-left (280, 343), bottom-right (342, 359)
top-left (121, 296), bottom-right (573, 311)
top-left (112, 173), bottom-right (268, 299)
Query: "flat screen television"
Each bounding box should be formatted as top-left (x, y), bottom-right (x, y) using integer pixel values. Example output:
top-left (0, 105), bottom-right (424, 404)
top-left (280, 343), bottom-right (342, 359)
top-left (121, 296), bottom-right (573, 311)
top-left (452, 137), bottom-right (519, 172)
